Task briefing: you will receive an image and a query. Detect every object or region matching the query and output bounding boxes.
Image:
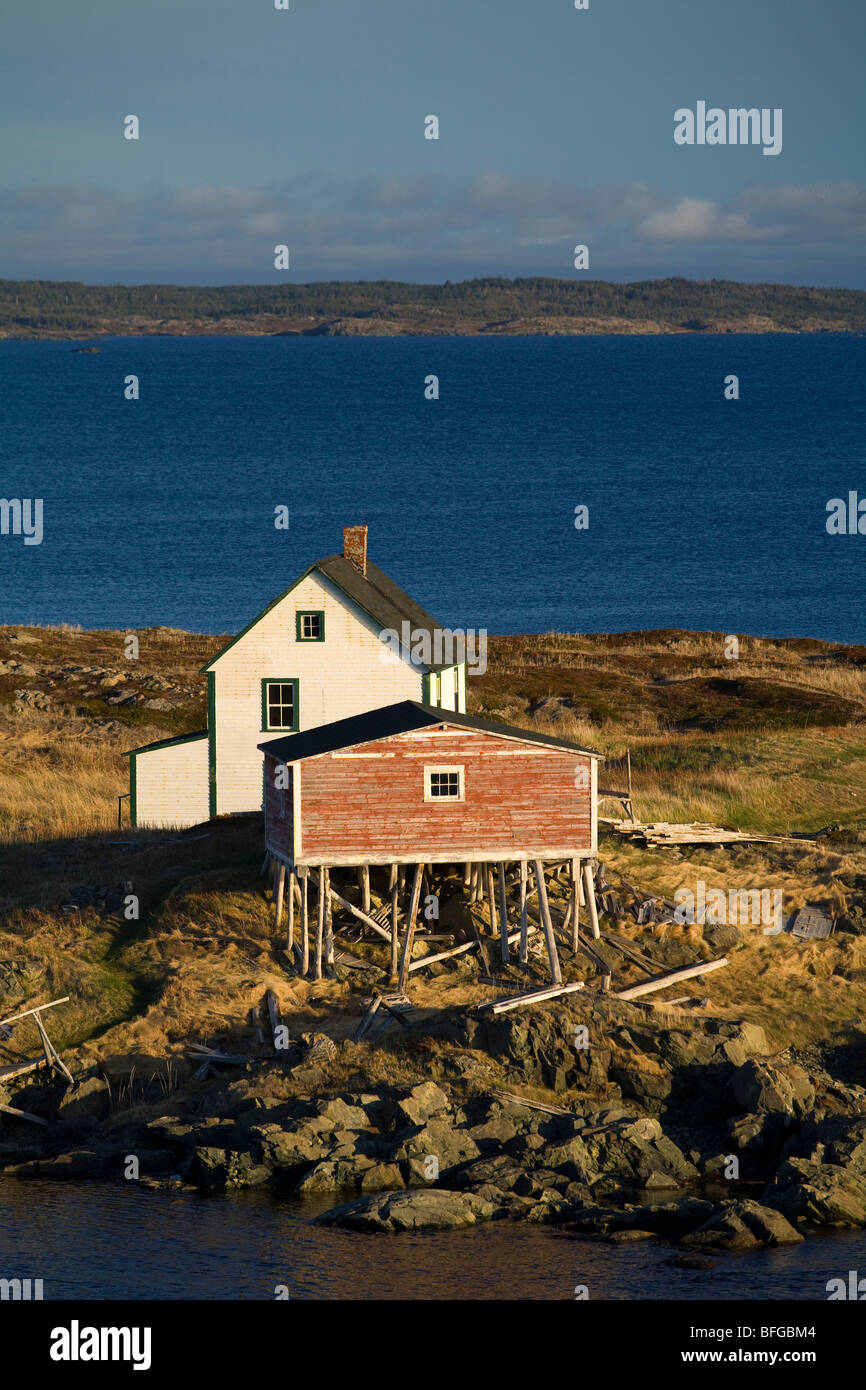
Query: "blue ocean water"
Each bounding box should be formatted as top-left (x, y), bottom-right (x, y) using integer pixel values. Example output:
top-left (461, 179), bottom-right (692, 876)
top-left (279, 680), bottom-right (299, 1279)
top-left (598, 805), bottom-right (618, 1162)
top-left (3, 1179), bottom-right (866, 1301)
top-left (0, 333), bottom-right (863, 641)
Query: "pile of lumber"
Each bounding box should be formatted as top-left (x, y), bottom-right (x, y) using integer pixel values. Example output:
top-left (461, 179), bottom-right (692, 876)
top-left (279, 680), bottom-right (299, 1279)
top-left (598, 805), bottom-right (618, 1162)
top-left (609, 821), bottom-right (807, 848)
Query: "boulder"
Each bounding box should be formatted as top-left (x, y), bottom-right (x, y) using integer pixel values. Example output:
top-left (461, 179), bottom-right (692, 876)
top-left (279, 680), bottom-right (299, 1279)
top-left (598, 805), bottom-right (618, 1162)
top-left (731, 1060), bottom-right (815, 1120)
top-left (297, 1155), bottom-right (377, 1193)
top-left (703, 922), bottom-right (743, 954)
top-left (682, 1199), bottom-right (802, 1250)
top-left (188, 1146), bottom-right (270, 1188)
top-left (57, 1077), bottom-right (110, 1134)
top-left (395, 1082), bottom-right (451, 1128)
top-left (582, 1117), bottom-right (698, 1188)
top-left (316, 1097), bottom-right (370, 1130)
top-left (762, 1158), bottom-right (866, 1227)
top-left (317, 1188), bottom-right (496, 1232)
top-left (392, 1118), bottom-right (480, 1174)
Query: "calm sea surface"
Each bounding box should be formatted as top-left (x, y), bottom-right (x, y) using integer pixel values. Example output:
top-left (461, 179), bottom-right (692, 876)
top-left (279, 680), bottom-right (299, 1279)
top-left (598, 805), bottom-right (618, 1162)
top-left (1, 1179), bottom-right (864, 1301)
top-left (0, 333), bottom-right (863, 641)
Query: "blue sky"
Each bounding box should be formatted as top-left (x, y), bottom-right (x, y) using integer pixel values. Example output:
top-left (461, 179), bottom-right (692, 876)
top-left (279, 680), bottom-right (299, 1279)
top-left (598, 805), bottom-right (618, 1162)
top-left (1, 0), bottom-right (864, 285)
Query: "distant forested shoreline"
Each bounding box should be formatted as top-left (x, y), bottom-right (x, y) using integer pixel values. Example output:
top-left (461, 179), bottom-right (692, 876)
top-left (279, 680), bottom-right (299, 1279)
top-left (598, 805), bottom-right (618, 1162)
top-left (1, 275), bottom-right (864, 339)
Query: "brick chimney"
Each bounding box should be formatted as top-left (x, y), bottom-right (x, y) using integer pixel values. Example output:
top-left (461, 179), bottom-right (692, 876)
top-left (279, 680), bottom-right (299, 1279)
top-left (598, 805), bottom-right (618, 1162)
top-left (343, 524), bottom-right (368, 576)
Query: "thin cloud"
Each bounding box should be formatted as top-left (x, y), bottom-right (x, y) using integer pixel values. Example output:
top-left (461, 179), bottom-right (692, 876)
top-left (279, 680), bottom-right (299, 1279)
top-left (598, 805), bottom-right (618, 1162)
top-left (0, 174), bottom-right (863, 283)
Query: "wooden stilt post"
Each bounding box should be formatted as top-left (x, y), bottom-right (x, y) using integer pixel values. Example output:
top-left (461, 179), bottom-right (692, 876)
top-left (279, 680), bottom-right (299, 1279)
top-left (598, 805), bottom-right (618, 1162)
top-left (260, 852), bottom-right (271, 879)
top-left (398, 866), bottom-right (406, 895)
top-left (273, 862), bottom-right (286, 932)
top-left (519, 861), bottom-right (529, 965)
top-left (534, 859), bottom-right (563, 986)
top-left (299, 869), bottom-right (309, 976)
top-left (358, 865), bottom-right (371, 915)
top-left (314, 876), bottom-right (324, 980)
top-left (570, 857), bottom-right (580, 953)
top-left (485, 864), bottom-right (497, 938)
top-left (287, 868), bottom-right (297, 953)
top-left (584, 861), bottom-right (601, 940)
top-left (463, 862), bottom-right (472, 887)
top-left (389, 863), bottom-right (399, 982)
top-left (323, 867), bottom-right (334, 967)
top-left (397, 863), bottom-right (424, 993)
top-left (497, 862), bottom-right (510, 964)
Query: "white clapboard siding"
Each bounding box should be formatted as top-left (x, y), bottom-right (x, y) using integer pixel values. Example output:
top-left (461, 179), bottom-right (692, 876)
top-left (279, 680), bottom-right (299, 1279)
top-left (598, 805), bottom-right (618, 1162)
top-left (133, 735), bottom-right (209, 828)
top-left (212, 570), bottom-right (426, 815)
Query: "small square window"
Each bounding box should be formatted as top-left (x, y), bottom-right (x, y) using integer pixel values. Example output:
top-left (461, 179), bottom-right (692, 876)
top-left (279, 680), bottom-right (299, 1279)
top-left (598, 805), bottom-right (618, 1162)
top-left (424, 765), bottom-right (464, 801)
top-left (296, 611), bottom-right (324, 641)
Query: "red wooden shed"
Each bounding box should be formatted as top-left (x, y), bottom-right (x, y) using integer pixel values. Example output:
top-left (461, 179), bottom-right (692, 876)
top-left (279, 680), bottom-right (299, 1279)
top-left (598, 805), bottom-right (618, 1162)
top-left (259, 700), bottom-right (600, 870)
top-left (258, 702), bottom-right (603, 990)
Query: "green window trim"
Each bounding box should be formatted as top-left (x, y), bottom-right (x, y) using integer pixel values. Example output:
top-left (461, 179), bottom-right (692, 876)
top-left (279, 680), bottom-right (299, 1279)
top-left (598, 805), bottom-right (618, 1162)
top-left (129, 751), bottom-right (137, 827)
top-left (207, 672), bottom-right (217, 818)
top-left (261, 678), bottom-right (300, 732)
top-left (295, 610), bottom-right (325, 642)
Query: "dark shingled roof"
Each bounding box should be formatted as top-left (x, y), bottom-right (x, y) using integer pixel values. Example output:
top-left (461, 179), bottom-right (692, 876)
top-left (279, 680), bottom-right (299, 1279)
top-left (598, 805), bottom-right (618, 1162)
top-left (204, 551), bottom-right (457, 673)
top-left (258, 701), bottom-right (601, 763)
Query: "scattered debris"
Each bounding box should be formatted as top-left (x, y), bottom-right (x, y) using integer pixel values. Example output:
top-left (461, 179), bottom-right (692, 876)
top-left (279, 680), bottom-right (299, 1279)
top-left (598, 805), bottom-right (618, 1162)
top-left (789, 907), bottom-right (835, 941)
top-left (607, 820), bottom-right (812, 848)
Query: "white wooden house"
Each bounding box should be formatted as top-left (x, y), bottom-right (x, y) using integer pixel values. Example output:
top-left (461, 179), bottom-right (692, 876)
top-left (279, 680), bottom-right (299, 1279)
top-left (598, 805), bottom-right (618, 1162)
top-left (124, 526), bottom-right (468, 828)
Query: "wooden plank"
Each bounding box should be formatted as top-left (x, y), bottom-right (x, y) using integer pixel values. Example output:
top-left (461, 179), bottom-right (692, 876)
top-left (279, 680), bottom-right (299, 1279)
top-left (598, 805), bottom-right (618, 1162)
top-left (601, 932), bottom-right (659, 976)
top-left (603, 929), bottom-right (667, 970)
top-left (570, 856), bottom-right (580, 954)
top-left (265, 989), bottom-right (281, 1043)
top-left (323, 868), bottom-right (334, 967)
top-left (286, 869), bottom-right (296, 953)
top-left (482, 980), bottom-right (585, 1014)
top-left (314, 874), bottom-right (324, 981)
top-left (486, 865), bottom-right (498, 938)
top-left (497, 861), bottom-right (510, 965)
top-left (0, 1057), bottom-right (44, 1081)
top-left (397, 864), bottom-right (424, 993)
top-left (273, 862), bottom-right (286, 931)
top-left (34, 1013), bottom-right (74, 1086)
top-left (518, 861), bottom-right (529, 965)
top-left (472, 920), bottom-right (491, 975)
top-left (408, 936), bottom-right (478, 972)
top-left (534, 860), bottom-right (562, 986)
top-left (0, 1102), bottom-right (49, 1126)
top-left (0, 997), bottom-right (70, 1029)
top-left (307, 870), bottom-right (391, 943)
top-left (389, 863), bottom-right (399, 981)
top-left (352, 995), bottom-right (382, 1042)
top-left (615, 957), bottom-right (729, 1001)
top-left (300, 871), bottom-right (309, 977)
top-left (583, 861), bottom-right (601, 940)
top-left (490, 1089), bottom-right (575, 1117)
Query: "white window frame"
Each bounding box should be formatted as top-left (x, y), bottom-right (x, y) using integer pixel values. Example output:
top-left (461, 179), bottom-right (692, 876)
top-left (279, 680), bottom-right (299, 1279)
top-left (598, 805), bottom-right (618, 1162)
top-left (424, 764), bottom-right (464, 802)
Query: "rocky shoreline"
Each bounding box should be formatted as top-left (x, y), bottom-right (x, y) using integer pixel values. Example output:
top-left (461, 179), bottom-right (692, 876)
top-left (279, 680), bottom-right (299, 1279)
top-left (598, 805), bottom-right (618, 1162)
top-left (4, 990), bottom-right (865, 1251)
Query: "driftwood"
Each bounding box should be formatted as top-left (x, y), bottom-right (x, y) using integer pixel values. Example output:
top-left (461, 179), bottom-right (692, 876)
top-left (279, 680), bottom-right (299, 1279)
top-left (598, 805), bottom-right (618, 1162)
top-left (186, 1044), bottom-right (248, 1065)
top-left (615, 957), bottom-right (728, 1001)
top-left (0, 1102), bottom-right (48, 1126)
top-left (481, 980), bottom-right (585, 1015)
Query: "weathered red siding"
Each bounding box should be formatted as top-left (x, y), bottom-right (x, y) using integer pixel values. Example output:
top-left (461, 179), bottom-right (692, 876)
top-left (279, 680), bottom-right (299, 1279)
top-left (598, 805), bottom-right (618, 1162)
top-left (265, 727), bottom-right (592, 864)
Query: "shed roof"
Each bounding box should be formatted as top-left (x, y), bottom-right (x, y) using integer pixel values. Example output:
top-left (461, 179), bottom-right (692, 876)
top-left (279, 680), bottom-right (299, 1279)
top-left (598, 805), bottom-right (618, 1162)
top-left (122, 730), bottom-right (207, 758)
top-left (202, 553), bottom-right (456, 673)
top-left (259, 701), bottom-right (602, 763)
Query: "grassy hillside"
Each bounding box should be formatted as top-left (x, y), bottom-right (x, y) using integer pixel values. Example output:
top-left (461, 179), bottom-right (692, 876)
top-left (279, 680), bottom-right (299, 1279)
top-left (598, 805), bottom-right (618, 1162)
top-left (1, 621), bottom-right (865, 1086)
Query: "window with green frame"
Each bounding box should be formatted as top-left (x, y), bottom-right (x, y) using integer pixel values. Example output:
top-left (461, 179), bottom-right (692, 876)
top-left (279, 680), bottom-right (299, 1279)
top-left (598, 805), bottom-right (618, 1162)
top-left (262, 679), bottom-right (299, 731)
top-left (295, 610), bottom-right (325, 641)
